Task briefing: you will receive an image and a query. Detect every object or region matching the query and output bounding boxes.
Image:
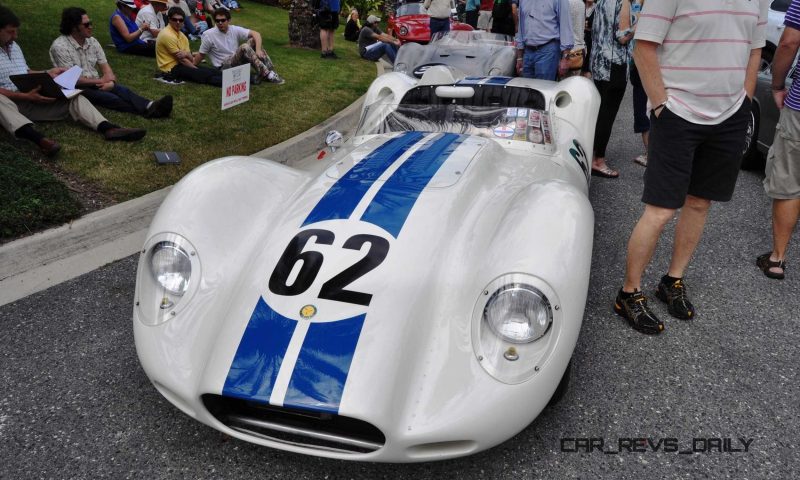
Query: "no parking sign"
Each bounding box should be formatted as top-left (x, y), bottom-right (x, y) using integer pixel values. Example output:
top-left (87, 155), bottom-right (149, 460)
top-left (221, 64), bottom-right (250, 110)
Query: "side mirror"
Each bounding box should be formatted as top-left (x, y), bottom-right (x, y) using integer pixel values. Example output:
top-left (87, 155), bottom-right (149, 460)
top-left (325, 130), bottom-right (344, 151)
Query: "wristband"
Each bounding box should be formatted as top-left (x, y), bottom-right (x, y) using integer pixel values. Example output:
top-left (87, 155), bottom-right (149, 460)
top-left (650, 101), bottom-right (667, 115)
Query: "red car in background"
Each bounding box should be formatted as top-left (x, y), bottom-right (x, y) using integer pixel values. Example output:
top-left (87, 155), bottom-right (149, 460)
top-left (387, 0), bottom-right (473, 44)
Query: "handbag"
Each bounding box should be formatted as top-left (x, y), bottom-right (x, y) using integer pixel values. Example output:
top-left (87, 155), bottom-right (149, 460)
top-left (566, 48), bottom-right (585, 70)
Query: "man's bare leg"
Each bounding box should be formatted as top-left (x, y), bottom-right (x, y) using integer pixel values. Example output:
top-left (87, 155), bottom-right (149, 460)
top-left (768, 198), bottom-right (800, 274)
top-left (667, 194), bottom-right (711, 278)
top-left (623, 204), bottom-right (677, 292)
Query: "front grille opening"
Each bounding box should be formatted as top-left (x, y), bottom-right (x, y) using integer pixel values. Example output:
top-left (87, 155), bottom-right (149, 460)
top-left (202, 394), bottom-right (385, 454)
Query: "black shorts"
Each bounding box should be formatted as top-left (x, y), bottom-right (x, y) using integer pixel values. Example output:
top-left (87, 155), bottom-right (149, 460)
top-left (642, 98), bottom-right (751, 209)
top-left (317, 9), bottom-right (340, 30)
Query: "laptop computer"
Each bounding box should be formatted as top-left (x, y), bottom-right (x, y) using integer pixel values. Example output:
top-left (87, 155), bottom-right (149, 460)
top-left (9, 72), bottom-right (81, 100)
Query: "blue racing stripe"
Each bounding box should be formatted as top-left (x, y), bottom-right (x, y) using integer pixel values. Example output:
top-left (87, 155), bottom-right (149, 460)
top-left (283, 315), bottom-right (366, 414)
top-left (360, 133), bottom-right (465, 237)
top-left (222, 297), bottom-right (297, 403)
top-left (457, 77), bottom-right (484, 85)
top-left (301, 131), bottom-right (425, 226)
top-left (485, 76), bottom-right (512, 85)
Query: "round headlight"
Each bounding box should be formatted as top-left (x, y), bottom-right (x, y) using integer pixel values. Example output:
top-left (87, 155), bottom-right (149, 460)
top-left (399, 26), bottom-right (409, 36)
top-left (150, 241), bottom-right (192, 295)
top-left (484, 284), bottom-right (552, 343)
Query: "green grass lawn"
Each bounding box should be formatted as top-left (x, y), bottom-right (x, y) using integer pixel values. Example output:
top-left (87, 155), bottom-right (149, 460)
top-left (0, 146), bottom-right (82, 238)
top-left (2, 0), bottom-right (374, 201)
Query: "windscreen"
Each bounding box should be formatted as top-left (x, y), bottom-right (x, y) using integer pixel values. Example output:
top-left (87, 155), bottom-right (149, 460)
top-left (429, 30), bottom-right (513, 46)
top-left (356, 103), bottom-right (553, 145)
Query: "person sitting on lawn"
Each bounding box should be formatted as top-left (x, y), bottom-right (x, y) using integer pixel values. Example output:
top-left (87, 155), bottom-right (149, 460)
top-left (167, 0), bottom-right (208, 41)
top-left (357, 15), bottom-right (400, 64)
top-left (51, 7), bottom-right (173, 119)
top-left (344, 8), bottom-right (361, 42)
top-left (156, 7), bottom-right (223, 86)
top-left (136, 0), bottom-right (168, 44)
top-left (0, 6), bottom-right (146, 157)
top-left (193, 8), bottom-right (284, 84)
top-left (110, 0), bottom-right (155, 56)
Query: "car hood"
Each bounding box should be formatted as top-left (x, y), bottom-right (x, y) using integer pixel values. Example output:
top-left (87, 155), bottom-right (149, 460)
top-left (199, 131), bottom-right (571, 418)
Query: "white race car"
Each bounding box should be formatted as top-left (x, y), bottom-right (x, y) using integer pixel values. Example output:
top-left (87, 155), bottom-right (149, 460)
top-left (133, 68), bottom-right (600, 462)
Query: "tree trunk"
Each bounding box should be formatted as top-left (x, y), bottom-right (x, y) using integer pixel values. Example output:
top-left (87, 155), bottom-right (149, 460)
top-left (288, 0), bottom-right (320, 49)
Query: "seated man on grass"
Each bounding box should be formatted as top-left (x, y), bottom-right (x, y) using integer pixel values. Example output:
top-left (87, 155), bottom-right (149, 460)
top-left (0, 6), bottom-right (145, 157)
top-left (358, 15), bottom-right (400, 64)
top-left (193, 8), bottom-right (284, 84)
top-left (51, 7), bottom-right (173, 118)
top-left (156, 7), bottom-right (222, 86)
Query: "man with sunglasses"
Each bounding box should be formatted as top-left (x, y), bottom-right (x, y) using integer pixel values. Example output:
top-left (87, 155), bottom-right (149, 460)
top-left (156, 7), bottom-right (223, 86)
top-left (50, 7), bottom-right (173, 118)
top-left (193, 8), bottom-right (284, 84)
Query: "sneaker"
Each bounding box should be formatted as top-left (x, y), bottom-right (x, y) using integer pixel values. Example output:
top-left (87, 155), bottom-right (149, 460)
top-left (104, 127), bottom-right (146, 142)
top-left (154, 73), bottom-right (184, 85)
top-left (614, 290), bottom-right (665, 334)
top-left (144, 95), bottom-right (173, 118)
top-left (655, 277), bottom-right (695, 319)
top-left (327, 51), bottom-right (339, 59)
top-left (266, 72), bottom-right (285, 84)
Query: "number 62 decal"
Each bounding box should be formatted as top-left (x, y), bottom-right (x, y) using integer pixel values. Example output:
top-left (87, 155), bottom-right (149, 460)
top-left (268, 228), bottom-right (390, 307)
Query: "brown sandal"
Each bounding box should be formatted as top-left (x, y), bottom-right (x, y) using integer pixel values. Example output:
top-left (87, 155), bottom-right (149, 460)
top-left (756, 252), bottom-right (786, 280)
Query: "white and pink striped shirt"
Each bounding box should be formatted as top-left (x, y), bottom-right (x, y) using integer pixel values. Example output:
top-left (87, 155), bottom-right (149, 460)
top-left (635, 0), bottom-right (768, 125)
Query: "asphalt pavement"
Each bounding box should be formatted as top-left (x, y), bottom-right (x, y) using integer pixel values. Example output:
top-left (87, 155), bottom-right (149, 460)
top-left (1, 87), bottom-right (798, 479)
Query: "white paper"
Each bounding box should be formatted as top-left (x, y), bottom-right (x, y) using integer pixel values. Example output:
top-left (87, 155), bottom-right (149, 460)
top-left (54, 65), bottom-right (81, 90)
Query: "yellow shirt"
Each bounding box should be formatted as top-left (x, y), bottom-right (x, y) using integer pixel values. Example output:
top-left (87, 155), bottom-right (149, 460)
top-left (155, 26), bottom-right (189, 72)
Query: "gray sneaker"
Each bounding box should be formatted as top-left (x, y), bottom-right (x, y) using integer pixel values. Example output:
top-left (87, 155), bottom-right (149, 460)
top-left (267, 72), bottom-right (285, 85)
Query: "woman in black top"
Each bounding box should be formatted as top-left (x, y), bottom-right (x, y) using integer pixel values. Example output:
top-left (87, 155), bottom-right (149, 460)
top-left (344, 8), bottom-right (361, 42)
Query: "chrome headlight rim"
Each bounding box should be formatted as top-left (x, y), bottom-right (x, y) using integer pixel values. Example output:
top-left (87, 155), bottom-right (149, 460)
top-left (149, 240), bottom-right (193, 295)
top-left (399, 25), bottom-right (409, 36)
top-left (483, 283), bottom-right (553, 344)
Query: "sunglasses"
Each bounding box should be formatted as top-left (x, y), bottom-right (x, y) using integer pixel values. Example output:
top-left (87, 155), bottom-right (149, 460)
top-left (169, 17), bottom-right (184, 23)
top-left (82, 21), bottom-right (93, 28)
top-left (215, 18), bottom-right (228, 23)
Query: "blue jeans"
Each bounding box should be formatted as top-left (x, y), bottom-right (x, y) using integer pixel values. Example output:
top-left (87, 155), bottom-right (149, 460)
top-left (522, 40), bottom-right (559, 81)
top-left (81, 83), bottom-right (150, 115)
top-left (362, 42), bottom-right (398, 63)
top-left (429, 17), bottom-right (450, 38)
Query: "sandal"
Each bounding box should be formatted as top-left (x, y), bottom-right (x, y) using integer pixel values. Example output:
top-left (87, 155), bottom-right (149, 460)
top-left (591, 165), bottom-right (620, 178)
top-left (633, 154), bottom-right (648, 167)
top-left (756, 252), bottom-right (786, 280)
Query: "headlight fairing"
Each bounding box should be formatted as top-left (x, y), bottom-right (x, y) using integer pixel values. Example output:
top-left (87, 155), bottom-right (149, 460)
top-left (136, 233), bottom-right (201, 326)
top-left (472, 274), bottom-right (561, 384)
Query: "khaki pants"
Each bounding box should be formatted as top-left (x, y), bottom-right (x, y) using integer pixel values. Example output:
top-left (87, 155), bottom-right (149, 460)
top-left (0, 93), bottom-right (106, 136)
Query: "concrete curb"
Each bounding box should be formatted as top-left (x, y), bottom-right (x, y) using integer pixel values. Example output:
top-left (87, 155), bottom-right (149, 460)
top-left (0, 61), bottom-right (387, 307)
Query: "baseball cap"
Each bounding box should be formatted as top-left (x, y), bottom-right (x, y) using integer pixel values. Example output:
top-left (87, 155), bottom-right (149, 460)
top-left (117, 0), bottom-right (137, 8)
top-left (367, 15), bottom-right (381, 24)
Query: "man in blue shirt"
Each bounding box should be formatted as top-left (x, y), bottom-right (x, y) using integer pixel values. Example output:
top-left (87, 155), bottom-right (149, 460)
top-left (759, 0), bottom-right (800, 279)
top-left (515, 0), bottom-right (572, 80)
top-left (318, 0), bottom-right (341, 59)
top-left (465, 0), bottom-right (480, 28)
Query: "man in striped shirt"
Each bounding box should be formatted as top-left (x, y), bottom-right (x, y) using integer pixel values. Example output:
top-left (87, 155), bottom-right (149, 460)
top-left (614, 0), bottom-right (769, 334)
top-left (757, 0), bottom-right (800, 280)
